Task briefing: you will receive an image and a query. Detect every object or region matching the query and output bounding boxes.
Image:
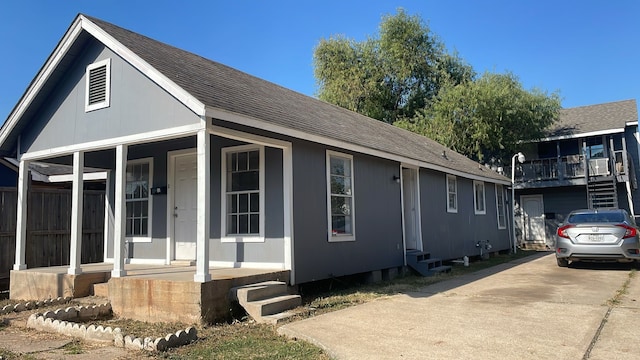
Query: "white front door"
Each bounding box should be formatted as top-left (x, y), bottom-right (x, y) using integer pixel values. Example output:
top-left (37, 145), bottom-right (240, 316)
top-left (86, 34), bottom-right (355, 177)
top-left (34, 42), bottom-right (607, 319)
top-left (521, 195), bottom-right (545, 244)
top-left (173, 153), bottom-right (198, 260)
top-left (402, 167), bottom-right (421, 251)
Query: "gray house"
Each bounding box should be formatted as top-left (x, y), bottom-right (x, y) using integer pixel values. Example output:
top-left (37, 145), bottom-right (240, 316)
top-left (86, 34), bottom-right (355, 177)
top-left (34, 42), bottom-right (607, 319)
top-left (0, 14), bottom-right (510, 289)
top-left (514, 99), bottom-right (639, 249)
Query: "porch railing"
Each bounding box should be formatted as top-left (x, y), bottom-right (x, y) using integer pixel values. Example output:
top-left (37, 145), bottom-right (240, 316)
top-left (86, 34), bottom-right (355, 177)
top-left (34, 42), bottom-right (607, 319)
top-left (516, 150), bottom-right (628, 182)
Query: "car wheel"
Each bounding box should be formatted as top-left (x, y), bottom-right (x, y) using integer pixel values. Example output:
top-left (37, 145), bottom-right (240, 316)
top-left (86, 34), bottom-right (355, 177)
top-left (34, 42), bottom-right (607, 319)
top-left (557, 257), bottom-right (569, 267)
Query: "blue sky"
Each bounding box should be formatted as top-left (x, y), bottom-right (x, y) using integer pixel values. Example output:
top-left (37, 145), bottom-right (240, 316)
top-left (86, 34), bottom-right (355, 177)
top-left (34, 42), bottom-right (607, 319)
top-left (0, 0), bottom-right (638, 124)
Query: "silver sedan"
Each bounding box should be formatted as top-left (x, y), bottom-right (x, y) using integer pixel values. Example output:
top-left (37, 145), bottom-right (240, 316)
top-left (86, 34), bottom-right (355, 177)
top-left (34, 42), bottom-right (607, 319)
top-left (555, 209), bottom-right (640, 267)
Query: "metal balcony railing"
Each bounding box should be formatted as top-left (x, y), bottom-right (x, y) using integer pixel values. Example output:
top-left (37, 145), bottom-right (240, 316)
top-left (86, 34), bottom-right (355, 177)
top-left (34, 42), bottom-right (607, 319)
top-left (515, 150), bottom-right (628, 183)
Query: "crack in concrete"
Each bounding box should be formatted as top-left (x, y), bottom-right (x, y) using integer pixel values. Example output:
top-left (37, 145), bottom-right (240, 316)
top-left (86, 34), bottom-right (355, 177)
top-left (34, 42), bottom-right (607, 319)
top-left (582, 306), bottom-right (611, 360)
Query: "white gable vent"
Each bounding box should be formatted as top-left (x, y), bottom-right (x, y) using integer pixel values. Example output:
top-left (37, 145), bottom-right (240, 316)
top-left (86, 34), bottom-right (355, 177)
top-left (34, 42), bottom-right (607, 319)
top-left (85, 58), bottom-right (111, 112)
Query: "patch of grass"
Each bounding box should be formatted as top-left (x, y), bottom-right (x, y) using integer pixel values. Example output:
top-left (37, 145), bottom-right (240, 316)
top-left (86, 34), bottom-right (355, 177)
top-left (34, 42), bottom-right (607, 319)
top-left (62, 340), bottom-right (85, 355)
top-left (100, 318), bottom-right (188, 339)
top-left (608, 269), bottom-right (636, 306)
top-left (162, 322), bottom-right (330, 360)
top-left (0, 348), bottom-right (39, 360)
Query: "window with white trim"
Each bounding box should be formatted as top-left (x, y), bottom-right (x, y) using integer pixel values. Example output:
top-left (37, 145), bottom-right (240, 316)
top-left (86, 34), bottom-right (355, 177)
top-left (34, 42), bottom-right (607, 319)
top-left (327, 151), bottom-right (355, 241)
top-left (221, 145), bottom-right (264, 241)
top-left (85, 58), bottom-right (111, 112)
top-left (474, 180), bottom-right (486, 215)
top-left (126, 159), bottom-right (152, 239)
top-left (446, 175), bottom-right (457, 213)
top-left (495, 184), bottom-right (506, 228)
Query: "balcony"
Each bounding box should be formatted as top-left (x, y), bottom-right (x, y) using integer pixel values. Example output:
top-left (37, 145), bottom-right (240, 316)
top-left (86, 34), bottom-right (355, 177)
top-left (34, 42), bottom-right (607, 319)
top-left (515, 150), bottom-right (630, 187)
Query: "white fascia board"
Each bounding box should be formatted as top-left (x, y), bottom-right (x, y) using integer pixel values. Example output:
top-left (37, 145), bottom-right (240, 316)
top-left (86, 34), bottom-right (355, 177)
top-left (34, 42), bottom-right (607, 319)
top-left (206, 106), bottom-right (510, 185)
top-left (79, 16), bottom-right (206, 117)
top-left (0, 18), bottom-right (84, 147)
top-left (535, 128), bottom-right (624, 142)
top-left (20, 123), bottom-right (204, 162)
top-left (626, 121), bottom-right (638, 127)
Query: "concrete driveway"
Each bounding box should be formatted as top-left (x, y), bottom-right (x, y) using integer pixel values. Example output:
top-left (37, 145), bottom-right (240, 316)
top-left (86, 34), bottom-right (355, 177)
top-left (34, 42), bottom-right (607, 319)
top-left (279, 253), bottom-right (640, 359)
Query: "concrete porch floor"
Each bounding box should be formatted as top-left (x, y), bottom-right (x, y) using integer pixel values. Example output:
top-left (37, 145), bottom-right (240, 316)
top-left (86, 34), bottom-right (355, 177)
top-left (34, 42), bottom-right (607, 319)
top-left (10, 263), bottom-right (291, 324)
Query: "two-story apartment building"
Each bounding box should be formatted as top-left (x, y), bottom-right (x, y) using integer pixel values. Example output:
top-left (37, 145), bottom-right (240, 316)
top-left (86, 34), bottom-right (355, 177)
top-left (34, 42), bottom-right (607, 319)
top-left (513, 99), bottom-right (639, 249)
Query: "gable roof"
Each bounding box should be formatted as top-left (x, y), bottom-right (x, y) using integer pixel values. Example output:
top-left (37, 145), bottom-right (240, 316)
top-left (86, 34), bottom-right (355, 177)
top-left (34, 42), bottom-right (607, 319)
top-left (545, 99), bottom-right (638, 140)
top-left (0, 14), bottom-right (508, 184)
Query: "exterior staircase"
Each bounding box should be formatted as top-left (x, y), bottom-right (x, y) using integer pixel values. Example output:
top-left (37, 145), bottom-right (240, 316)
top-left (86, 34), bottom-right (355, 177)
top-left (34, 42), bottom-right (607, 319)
top-left (230, 281), bottom-right (301, 324)
top-left (587, 177), bottom-right (618, 209)
top-left (406, 250), bottom-right (451, 277)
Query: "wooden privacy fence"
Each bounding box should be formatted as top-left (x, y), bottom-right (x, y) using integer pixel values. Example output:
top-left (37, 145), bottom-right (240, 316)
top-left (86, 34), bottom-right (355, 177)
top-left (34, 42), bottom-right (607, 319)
top-left (0, 187), bottom-right (105, 288)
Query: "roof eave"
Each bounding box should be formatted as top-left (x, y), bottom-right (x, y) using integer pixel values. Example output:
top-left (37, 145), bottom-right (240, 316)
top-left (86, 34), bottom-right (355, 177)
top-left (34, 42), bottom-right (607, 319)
top-left (534, 128), bottom-right (625, 143)
top-left (206, 106), bottom-right (510, 185)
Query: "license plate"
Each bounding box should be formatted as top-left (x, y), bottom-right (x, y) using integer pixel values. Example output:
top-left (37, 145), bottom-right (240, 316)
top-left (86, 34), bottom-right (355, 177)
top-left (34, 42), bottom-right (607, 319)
top-left (588, 234), bottom-right (604, 242)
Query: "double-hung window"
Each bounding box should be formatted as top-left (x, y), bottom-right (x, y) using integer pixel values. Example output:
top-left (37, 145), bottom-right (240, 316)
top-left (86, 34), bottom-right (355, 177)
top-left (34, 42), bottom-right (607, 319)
top-left (222, 145), bottom-right (264, 242)
top-left (446, 175), bottom-right (457, 213)
top-left (495, 184), bottom-right (506, 228)
top-left (125, 159), bottom-right (152, 240)
top-left (327, 151), bottom-right (355, 241)
top-left (474, 180), bottom-right (486, 215)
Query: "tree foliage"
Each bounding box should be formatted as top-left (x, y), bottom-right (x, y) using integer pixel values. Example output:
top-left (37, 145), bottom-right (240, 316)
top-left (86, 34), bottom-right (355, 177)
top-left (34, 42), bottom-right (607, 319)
top-left (314, 9), bottom-right (561, 164)
top-left (395, 72), bottom-right (561, 163)
top-left (314, 9), bottom-right (473, 124)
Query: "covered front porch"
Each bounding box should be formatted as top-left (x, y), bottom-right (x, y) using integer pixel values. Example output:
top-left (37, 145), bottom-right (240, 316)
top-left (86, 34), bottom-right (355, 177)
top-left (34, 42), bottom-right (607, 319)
top-left (9, 122), bottom-right (295, 323)
top-left (10, 263), bottom-right (290, 324)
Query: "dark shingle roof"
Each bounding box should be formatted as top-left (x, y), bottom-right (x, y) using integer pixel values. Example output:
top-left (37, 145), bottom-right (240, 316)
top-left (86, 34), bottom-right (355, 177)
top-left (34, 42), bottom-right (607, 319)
top-left (547, 99), bottom-right (638, 138)
top-left (85, 15), bottom-right (507, 182)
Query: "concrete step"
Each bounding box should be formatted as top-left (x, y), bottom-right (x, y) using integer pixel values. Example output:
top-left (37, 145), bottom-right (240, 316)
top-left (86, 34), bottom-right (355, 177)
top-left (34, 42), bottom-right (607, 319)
top-left (232, 281), bottom-right (288, 302)
top-left (231, 281), bottom-right (301, 324)
top-left (246, 294), bottom-right (302, 317)
top-left (92, 282), bottom-right (109, 297)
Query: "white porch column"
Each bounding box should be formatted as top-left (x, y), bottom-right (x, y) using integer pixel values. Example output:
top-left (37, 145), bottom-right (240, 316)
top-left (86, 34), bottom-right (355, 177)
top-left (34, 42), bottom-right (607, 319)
top-left (282, 145), bottom-right (295, 284)
top-left (112, 144), bottom-right (127, 277)
top-left (194, 129), bottom-right (211, 283)
top-left (68, 151), bottom-right (84, 275)
top-left (13, 160), bottom-right (29, 270)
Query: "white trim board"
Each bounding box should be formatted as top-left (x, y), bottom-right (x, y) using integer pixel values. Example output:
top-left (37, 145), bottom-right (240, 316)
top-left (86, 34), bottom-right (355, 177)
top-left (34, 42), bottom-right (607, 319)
top-left (48, 171), bottom-right (108, 183)
top-left (20, 123), bottom-right (204, 162)
top-left (536, 128), bottom-right (624, 142)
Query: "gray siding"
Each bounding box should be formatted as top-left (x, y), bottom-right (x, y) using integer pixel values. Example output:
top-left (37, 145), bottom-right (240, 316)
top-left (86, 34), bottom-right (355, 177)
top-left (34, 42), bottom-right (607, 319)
top-left (292, 140), bottom-right (404, 283)
top-left (22, 39), bottom-right (201, 154)
top-left (420, 169), bottom-right (510, 260)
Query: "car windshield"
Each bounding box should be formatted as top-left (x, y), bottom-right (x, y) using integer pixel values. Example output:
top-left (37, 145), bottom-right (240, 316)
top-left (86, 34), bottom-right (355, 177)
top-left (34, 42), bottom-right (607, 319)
top-left (567, 212), bottom-right (625, 224)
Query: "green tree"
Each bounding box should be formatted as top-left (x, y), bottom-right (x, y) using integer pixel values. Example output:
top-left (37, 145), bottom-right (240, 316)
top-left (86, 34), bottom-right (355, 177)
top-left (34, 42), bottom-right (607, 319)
top-left (314, 9), bottom-right (474, 124)
top-left (395, 72), bottom-right (562, 163)
top-left (315, 9), bottom-right (561, 164)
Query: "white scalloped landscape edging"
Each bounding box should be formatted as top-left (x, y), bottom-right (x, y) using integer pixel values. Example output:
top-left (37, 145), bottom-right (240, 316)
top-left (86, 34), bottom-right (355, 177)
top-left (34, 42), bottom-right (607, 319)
top-left (0, 296), bottom-right (72, 315)
top-left (26, 303), bottom-right (197, 352)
